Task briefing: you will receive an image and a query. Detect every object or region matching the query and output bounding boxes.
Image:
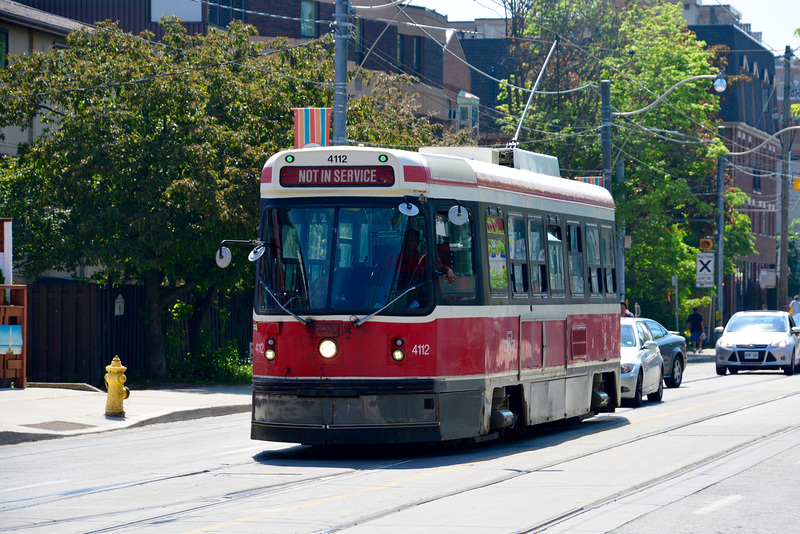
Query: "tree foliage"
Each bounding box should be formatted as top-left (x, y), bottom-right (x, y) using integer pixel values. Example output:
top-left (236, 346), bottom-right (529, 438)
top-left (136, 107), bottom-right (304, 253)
top-left (0, 18), bottom-right (464, 379)
top-left (497, 0), bottom-right (755, 324)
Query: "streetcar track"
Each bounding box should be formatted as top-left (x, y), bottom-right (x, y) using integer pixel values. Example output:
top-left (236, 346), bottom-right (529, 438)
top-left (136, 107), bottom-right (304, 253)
top-left (4, 371), bottom-right (797, 532)
top-left (313, 389), bottom-right (800, 534)
top-left (0, 450), bottom-right (415, 532)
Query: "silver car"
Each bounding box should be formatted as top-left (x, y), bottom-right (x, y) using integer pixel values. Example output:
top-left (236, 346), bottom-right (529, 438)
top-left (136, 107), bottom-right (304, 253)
top-left (641, 318), bottom-right (687, 388)
top-left (620, 318), bottom-right (664, 406)
top-left (715, 311), bottom-right (800, 375)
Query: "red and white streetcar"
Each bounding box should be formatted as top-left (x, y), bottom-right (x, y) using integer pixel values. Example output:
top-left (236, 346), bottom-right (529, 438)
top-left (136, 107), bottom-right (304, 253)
top-left (217, 145), bottom-right (621, 445)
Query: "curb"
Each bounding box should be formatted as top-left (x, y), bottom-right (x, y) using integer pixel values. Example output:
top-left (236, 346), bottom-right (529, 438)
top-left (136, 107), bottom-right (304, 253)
top-left (0, 403), bottom-right (251, 446)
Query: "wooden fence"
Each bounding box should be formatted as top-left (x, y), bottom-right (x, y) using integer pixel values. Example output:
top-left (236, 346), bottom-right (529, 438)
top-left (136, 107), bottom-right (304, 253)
top-left (25, 282), bottom-right (253, 386)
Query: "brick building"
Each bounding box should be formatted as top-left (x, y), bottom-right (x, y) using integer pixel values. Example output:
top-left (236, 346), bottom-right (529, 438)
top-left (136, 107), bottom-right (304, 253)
top-left (12, 0), bottom-right (476, 134)
top-left (681, 1), bottom-right (787, 314)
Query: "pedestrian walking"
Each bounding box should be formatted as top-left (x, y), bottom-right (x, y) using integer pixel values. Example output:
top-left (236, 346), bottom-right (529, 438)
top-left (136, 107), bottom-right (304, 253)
top-left (686, 307), bottom-right (705, 353)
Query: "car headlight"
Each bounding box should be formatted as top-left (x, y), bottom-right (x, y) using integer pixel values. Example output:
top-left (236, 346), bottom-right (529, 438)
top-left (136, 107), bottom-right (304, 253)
top-left (621, 363), bottom-right (635, 374)
top-left (719, 339), bottom-right (734, 349)
top-left (772, 339), bottom-right (789, 349)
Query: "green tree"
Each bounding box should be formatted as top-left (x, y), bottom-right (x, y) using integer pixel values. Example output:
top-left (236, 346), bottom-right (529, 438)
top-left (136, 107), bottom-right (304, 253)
top-left (498, 0), bottom-right (754, 323)
top-left (0, 19), bottom-right (333, 378)
top-left (0, 19), bottom-right (472, 379)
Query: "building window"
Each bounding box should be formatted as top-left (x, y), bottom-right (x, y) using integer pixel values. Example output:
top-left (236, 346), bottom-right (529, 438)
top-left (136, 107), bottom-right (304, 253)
top-left (300, 1), bottom-right (317, 38)
top-left (0, 30), bottom-right (7, 69)
top-left (209, 0), bottom-right (243, 27)
top-left (753, 168), bottom-right (761, 193)
top-left (412, 36), bottom-right (421, 73)
top-left (355, 18), bottom-right (365, 64)
top-left (396, 34), bottom-right (404, 72)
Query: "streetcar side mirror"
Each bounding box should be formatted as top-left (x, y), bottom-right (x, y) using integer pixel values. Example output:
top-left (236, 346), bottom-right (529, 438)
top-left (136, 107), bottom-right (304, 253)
top-left (215, 247), bottom-right (232, 268)
top-left (398, 198), bottom-right (419, 216)
top-left (248, 244), bottom-right (266, 262)
top-left (448, 204), bottom-right (468, 225)
top-left (214, 239), bottom-right (265, 268)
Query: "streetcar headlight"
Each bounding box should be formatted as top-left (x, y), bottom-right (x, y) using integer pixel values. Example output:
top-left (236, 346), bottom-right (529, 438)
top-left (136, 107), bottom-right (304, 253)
top-left (265, 349), bottom-right (276, 361)
top-left (318, 338), bottom-right (339, 359)
top-left (392, 349), bottom-right (405, 362)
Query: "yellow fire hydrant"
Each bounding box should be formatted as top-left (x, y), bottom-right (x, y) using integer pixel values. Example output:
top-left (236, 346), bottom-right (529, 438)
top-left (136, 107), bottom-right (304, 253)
top-left (105, 356), bottom-right (130, 417)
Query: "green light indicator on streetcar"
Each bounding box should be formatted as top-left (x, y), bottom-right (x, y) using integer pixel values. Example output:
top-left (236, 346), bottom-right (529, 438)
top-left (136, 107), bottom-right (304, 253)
top-left (379, 155), bottom-right (388, 163)
top-left (286, 155), bottom-right (295, 163)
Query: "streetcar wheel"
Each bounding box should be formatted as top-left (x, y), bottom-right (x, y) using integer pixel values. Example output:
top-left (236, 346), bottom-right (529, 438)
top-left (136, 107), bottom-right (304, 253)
top-left (630, 372), bottom-right (643, 407)
top-left (665, 357), bottom-right (683, 388)
top-left (647, 369), bottom-right (664, 402)
top-left (716, 365), bottom-right (727, 376)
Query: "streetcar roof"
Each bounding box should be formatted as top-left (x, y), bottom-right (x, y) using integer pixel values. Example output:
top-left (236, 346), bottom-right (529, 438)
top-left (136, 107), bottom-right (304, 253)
top-left (261, 146), bottom-right (614, 210)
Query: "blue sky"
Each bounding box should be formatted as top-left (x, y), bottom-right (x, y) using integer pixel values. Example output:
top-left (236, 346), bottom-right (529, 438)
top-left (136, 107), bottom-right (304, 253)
top-left (411, 0), bottom-right (799, 55)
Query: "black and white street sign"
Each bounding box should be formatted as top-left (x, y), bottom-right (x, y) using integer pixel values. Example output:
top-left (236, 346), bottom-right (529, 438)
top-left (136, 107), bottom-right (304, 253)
top-left (696, 252), bottom-right (714, 288)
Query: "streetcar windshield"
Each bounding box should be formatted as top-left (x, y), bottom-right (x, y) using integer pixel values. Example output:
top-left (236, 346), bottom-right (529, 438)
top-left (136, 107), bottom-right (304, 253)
top-left (257, 205), bottom-right (431, 313)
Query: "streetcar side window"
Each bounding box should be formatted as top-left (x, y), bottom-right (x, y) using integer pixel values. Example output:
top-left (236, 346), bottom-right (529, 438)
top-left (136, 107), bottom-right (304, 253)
top-left (528, 217), bottom-right (547, 295)
top-left (600, 226), bottom-right (617, 295)
top-left (486, 211), bottom-right (509, 294)
top-left (567, 222), bottom-right (584, 296)
top-left (586, 225), bottom-right (602, 295)
top-left (547, 223), bottom-right (565, 295)
top-left (436, 209), bottom-right (476, 296)
top-left (508, 214), bottom-right (528, 296)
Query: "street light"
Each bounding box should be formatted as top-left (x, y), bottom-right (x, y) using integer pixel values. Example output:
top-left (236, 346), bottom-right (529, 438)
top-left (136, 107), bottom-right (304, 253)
top-left (600, 72), bottom-right (727, 303)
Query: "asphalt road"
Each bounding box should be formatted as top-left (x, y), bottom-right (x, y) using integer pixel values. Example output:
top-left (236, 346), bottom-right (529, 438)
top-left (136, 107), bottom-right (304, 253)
top-left (2, 359), bottom-right (799, 534)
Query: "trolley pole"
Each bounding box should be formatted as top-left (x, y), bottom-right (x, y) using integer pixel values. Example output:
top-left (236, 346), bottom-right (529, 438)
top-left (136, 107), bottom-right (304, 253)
top-left (332, 0), bottom-right (349, 146)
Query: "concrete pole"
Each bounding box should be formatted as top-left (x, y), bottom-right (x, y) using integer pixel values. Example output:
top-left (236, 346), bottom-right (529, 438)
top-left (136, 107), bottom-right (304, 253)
top-left (779, 46), bottom-right (792, 310)
top-left (601, 80), bottom-right (612, 192)
top-left (716, 126), bottom-right (726, 328)
top-left (332, 0), bottom-right (349, 146)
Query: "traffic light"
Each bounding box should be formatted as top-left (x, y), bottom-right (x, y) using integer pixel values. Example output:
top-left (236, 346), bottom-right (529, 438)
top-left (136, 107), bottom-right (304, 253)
top-left (699, 238), bottom-right (713, 250)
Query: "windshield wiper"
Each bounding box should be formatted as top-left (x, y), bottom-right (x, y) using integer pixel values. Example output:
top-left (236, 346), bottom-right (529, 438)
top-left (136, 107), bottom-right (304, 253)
top-left (259, 276), bottom-right (313, 327)
top-left (351, 280), bottom-right (430, 328)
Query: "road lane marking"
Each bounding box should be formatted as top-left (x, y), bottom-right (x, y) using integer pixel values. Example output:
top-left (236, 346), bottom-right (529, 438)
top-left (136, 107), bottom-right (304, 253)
top-left (693, 494), bottom-right (743, 514)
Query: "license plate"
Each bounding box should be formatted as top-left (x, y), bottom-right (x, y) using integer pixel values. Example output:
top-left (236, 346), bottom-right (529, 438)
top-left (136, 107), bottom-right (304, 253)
top-left (744, 351), bottom-right (759, 360)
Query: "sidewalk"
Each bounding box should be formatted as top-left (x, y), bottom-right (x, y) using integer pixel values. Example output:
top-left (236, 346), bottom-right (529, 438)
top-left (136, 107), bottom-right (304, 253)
top-left (0, 383), bottom-right (251, 446)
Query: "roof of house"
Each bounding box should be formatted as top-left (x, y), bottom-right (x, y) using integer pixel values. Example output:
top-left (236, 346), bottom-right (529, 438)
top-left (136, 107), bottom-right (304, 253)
top-left (0, 0), bottom-right (87, 37)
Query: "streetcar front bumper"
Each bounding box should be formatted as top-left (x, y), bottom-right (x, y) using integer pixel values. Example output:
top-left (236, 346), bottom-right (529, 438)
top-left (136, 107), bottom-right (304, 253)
top-left (250, 377), bottom-right (482, 445)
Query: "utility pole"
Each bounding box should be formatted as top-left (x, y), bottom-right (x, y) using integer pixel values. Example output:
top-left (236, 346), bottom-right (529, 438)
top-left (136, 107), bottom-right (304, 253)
top-left (332, 0), bottom-right (349, 146)
top-left (600, 80), bottom-right (625, 299)
top-left (716, 126), bottom-right (726, 328)
top-left (779, 46), bottom-right (792, 310)
top-left (600, 80), bottom-right (612, 192)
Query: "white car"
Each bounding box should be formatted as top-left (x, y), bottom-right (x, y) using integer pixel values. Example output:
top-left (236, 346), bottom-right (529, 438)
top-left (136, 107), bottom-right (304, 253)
top-left (715, 311), bottom-right (800, 375)
top-left (620, 318), bottom-right (664, 406)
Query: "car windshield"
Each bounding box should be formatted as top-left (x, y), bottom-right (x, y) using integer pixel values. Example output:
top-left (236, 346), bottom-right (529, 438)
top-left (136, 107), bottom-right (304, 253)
top-left (256, 204), bottom-right (430, 314)
top-left (621, 325), bottom-right (636, 347)
top-left (725, 315), bottom-right (787, 333)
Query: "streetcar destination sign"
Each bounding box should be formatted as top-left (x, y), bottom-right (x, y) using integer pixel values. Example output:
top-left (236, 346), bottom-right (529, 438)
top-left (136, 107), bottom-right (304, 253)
top-left (280, 166), bottom-right (395, 187)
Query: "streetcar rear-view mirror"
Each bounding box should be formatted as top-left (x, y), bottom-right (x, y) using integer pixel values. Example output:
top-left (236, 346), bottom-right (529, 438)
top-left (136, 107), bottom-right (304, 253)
top-left (215, 247), bottom-right (232, 268)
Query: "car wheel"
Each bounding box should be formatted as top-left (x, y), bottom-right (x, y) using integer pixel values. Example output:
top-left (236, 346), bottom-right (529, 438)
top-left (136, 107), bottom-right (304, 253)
top-left (785, 356), bottom-right (795, 376)
top-left (665, 357), bottom-right (683, 388)
top-left (630, 372), bottom-right (643, 407)
top-left (716, 365), bottom-right (727, 376)
top-left (729, 368), bottom-right (738, 374)
top-left (647, 368), bottom-right (664, 402)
